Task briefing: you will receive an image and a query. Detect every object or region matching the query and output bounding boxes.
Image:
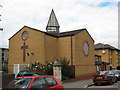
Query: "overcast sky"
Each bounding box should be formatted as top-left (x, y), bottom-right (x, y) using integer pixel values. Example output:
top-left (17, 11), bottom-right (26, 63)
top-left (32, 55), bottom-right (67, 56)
top-left (0, 0), bottom-right (119, 49)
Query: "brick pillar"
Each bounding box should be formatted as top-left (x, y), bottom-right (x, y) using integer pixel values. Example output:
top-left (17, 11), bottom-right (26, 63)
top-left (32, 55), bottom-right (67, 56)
top-left (53, 59), bottom-right (62, 82)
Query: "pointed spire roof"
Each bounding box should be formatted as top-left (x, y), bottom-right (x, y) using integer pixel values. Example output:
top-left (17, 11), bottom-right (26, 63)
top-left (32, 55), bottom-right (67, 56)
top-left (46, 9), bottom-right (60, 33)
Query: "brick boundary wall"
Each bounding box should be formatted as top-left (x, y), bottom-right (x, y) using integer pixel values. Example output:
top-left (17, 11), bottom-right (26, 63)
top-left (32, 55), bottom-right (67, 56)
top-left (63, 72), bottom-right (96, 82)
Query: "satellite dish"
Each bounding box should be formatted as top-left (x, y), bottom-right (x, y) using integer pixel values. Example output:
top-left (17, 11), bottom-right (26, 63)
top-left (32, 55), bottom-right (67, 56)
top-left (102, 50), bottom-right (105, 54)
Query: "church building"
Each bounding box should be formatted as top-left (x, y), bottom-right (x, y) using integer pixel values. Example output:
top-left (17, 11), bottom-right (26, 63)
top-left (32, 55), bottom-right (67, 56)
top-left (8, 9), bottom-right (96, 77)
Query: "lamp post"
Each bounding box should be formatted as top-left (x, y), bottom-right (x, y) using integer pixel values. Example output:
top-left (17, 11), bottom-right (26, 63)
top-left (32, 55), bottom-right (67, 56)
top-left (27, 53), bottom-right (34, 67)
top-left (0, 5), bottom-right (3, 31)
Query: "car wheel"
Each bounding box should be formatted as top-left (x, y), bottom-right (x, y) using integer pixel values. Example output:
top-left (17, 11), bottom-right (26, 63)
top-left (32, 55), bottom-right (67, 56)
top-left (94, 83), bottom-right (100, 86)
top-left (109, 80), bottom-right (113, 85)
top-left (115, 78), bottom-right (118, 83)
top-left (118, 77), bottom-right (120, 81)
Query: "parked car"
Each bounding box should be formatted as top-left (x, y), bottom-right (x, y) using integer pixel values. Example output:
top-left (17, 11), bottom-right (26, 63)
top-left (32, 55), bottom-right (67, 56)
top-left (93, 71), bottom-right (118, 85)
top-left (17, 71), bottom-right (39, 77)
top-left (6, 75), bottom-right (63, 89)
top-left (111, 70), bottom-right (120, 80)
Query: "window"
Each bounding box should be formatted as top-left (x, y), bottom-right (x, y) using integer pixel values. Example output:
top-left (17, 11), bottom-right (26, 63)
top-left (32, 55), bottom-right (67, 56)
top-left (108, 71), bottom-right (113, 75)
top-left (111, 59), bottom-right (112, 64)
top-left (99, 57), bottom-right (101, 61)
top-left (95, 57), bottom-right (98, 61)
top-left (99, 71), bottom-right (109, 75)
top-left (45, 77), bottom-right (57, 87)
top-left (31, 78), bottom-right (47, 89)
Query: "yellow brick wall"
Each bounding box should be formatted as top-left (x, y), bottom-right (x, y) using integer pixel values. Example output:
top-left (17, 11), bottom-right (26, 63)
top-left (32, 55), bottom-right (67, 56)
top-left (75, 66), bottom-right (96, 76)
top-left (118, 53), bottom-right (120, 66)
top-left (74, 30), bottom-right (96, 76)
top-left (9, 26), bottom-right (96, 76)
top-left (8, 27), bottom-right (45, 73)
top-left (45, 35), bottom-right (58, 63)
top-left (112, 50), bottom-right (118, 67)
top-left (95, 49), bottom-right (109, 63)
top-left (58, 37), bottom-right (72, 64)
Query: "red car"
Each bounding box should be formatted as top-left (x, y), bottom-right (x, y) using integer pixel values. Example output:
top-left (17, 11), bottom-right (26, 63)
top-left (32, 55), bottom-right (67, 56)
top-left (6, 75), bottom-right (63, 90)
top-left (93, 71), bottom-right (118, 85)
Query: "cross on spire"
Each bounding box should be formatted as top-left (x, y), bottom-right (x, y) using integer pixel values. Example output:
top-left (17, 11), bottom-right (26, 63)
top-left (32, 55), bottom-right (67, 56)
top-left (46, 9), bottom-right (60, 34)
top-left (21, 42), bottom-right (28, 62)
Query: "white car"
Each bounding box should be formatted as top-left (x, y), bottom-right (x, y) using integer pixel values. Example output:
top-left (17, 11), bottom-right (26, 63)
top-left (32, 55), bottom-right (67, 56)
top-left (111, 70), bottom-right (120, 80)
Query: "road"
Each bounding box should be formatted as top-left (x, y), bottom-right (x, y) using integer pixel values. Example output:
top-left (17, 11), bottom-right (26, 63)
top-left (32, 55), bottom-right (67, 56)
top-left (63, 78), bottom-right (120, 89)
top-left (87, 82), bottom-right (118, 88)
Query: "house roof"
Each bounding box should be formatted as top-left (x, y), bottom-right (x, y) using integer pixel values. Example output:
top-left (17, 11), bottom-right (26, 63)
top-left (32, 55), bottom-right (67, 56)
top-left (95, 43), bottom-right (119, 50)
top-left (9, 26), bottom-right (94, 42)
top-left (0, 48), bottom-right (9, 50)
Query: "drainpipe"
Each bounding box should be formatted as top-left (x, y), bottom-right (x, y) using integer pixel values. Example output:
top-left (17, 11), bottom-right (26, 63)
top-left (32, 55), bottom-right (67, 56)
top-left (71, 36), bottom-right (73, 66)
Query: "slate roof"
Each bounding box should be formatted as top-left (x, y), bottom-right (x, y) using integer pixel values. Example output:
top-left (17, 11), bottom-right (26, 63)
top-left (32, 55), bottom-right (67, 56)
top-left (45, 27), bottom-right (94, 42)
top-left (95, 43), bottom-right (119, 50)
top-left (9, 26), bottom-right (94, 42)
top-left (45, 28), bottom-right (86, 37)
top-left (58, 29), bottom-right (85, 37)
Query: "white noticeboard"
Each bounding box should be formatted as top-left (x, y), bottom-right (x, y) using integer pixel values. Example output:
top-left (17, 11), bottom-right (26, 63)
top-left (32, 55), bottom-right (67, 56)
top-left (14, 64), bottom-right (20, 78)
top-left (13, 64), bottom-right (29, 78)
top-left (112, 66), bottom-right (117, 69)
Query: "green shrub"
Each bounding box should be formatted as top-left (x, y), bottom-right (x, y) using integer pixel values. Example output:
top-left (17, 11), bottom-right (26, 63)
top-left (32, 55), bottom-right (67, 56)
top-left (25, 57), bottom-right (74, 81)
top-left (25, 61), bottom-right (53, 75)
top-left (59, 57), bottom-right (73, 80)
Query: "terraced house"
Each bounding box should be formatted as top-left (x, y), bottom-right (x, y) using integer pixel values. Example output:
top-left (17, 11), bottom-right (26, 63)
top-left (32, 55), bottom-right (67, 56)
top-left (8, 9), bottom-right (96, 78)
top-left (95, 43), bottom-right (120, 70)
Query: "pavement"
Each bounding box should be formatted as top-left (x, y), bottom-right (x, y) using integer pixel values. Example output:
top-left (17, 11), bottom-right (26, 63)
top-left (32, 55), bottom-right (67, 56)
top-left (63, 78), bottom-right (93, 88)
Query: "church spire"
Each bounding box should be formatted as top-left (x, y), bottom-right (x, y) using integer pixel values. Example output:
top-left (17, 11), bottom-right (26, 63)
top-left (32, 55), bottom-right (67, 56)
top-left (46, 9), bottom-right (60, 34)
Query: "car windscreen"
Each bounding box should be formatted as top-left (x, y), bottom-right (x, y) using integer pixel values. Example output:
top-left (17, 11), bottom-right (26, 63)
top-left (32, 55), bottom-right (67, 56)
top-left (19, 71), bottom-right (33, 74)
top-left (7, 78), bottom-right (32, 88)
top-left (99, 71), bottom-right (109, 75)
